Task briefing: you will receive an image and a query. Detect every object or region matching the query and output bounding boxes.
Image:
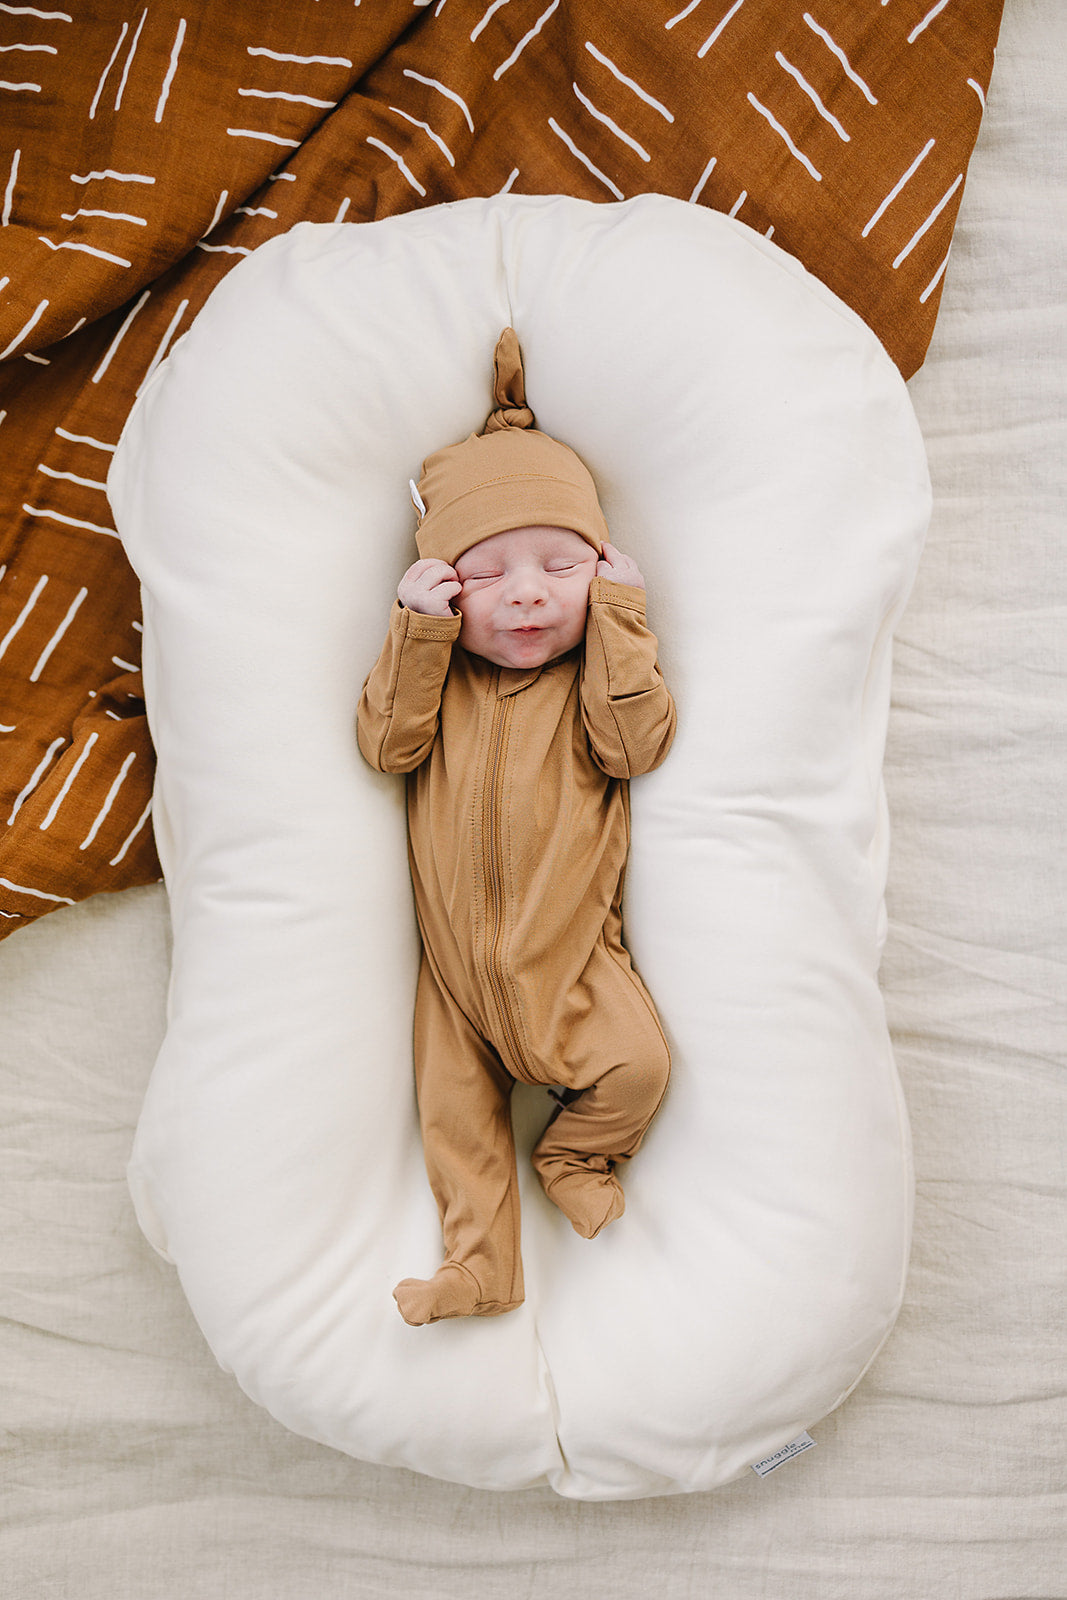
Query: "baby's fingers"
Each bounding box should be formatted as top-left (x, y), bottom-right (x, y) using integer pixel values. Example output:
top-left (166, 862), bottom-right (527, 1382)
top-left (597, 542), bottom-right (645, 589)
top-left (399, 559), bottom-right (461, 615)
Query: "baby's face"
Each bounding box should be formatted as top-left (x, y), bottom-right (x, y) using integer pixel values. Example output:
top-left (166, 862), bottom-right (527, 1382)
top-left (453, 525), bottom-right (597, 669)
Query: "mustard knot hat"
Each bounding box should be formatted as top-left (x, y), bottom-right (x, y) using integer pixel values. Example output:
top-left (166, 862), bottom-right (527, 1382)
top-left (413, 327), bottom-right (609, 566)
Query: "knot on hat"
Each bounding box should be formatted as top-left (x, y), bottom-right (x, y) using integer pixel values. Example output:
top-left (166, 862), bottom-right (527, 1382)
top-left (481, 326), bottom-right (535, 434)
top-left (412, 327), bottom-right (609, 567)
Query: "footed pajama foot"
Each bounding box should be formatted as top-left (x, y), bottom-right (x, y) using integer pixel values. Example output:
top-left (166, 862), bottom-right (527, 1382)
top-left (393, 1262), bottom-right (522, 1325)
top-left (541, 1166), bottom-right (625, 1239)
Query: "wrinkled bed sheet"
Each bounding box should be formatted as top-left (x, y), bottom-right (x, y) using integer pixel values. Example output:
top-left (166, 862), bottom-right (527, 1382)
top-left (0, 0), bottom-right (1002, 935)
top-left (0, 0), bottom-right (1063, 1595)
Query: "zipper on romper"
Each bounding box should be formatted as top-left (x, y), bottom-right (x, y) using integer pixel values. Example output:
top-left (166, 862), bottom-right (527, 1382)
top-left (484, 687), bottom-right (530, 1080)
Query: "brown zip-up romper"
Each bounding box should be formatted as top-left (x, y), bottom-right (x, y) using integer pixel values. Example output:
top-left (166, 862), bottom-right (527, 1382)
top-left (357, 575), bottom-right (676, 1323)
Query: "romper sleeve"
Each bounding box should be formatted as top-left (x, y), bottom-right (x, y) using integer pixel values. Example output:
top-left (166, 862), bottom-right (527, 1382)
top-left (580, 577), bottom-right (677, 779)
top-left (356, 601), bottom-right (461, 773)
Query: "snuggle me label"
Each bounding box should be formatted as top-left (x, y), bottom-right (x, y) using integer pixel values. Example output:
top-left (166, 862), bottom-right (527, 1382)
top-left (750, 1432), bottom-right (817, 1477)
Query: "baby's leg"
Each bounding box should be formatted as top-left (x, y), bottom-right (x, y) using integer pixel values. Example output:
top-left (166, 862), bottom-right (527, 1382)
top-left (532, 966), bottom-right (670, 1239)
top-left (394, 958), bottom-right (524, 1326)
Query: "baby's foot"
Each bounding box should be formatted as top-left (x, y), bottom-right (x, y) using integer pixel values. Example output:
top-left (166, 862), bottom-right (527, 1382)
top-left (542, 1167), bottom-right (625, 1239)
top-left (393, 1262), bottom-right (481, 1325)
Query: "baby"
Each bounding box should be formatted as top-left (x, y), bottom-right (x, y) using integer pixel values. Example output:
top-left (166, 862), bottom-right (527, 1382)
top-left (357, 329), bottom-right (676, 1326)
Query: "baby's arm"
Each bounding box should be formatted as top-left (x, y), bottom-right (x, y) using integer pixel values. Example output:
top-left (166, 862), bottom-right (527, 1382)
top-left (356, 575), bottom-right (460, 773)
top-left (580, 550), bottom-right (676, 779)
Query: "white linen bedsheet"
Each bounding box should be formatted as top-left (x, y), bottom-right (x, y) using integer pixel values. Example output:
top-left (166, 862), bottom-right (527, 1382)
top-left (1, 0), bottom-right (1063, 1593)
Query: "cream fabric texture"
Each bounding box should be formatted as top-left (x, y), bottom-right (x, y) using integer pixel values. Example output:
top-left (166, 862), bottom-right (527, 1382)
top-left (105, 192), bottom-right (929, 1498)
top-left (1, 0), bottom-right (1064, 1584)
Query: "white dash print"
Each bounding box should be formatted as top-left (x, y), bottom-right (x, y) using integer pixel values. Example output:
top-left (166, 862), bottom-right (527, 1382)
top-left (22, 505), bottom-right (119, 537)
top-left (39, 235), bottom-right (132, 268)
top-left (89, 20), bottom-right (128, 121)
top-left (498, 167), bottom-right (519, 193)
top-left (62, 208), bottom-right (147, 225)
top-left (238, 87), bottom-right (336, 108)
top-left (494, 0), bottom-right (559, 81)
top-left (802, 13), bottom-right (877, 105)
top-left (366, 137), bottom-right (425, 197)
top-left (0, 77), bottom-right (41, 92)
top-left (699, 0), bottom-right (746, 56)
top-left (3, 147), bottom-right (19, 224)
top-left (0, 4), bottom-right (73, 16)
top-left (235, 204), bottom-right (277, 218)
top-left (154, 17), bottom-right (185, 124)
top-left (196, 242), bottom-right (252, 254)
top-left (29, 585), bottom-right (87, 683)
top-left (92, 288), bottom-right (150, 384)
top-left (746, 93), bottom-right (822, 181)
top-left (665, 0), bottom-right (704, 26)
top-left (38, 465), bottom-right (106, 491)
top-left (109, 798), bottom-right (152, 867)
top-left (471, 0), bottom-right (510, 43)
top-left (403, 69), bottom-right (475, 133)
top-left (775, 51), bottom-right (849, 141)
top-left (0, 41), bottom-right (56, 51)
top-left (547, 117), bottom-right (623, 199)
top-left (572, 83), bottom-right (650, 162)
top-left (908, 0), bottom-right (951, 44)
top-left (729, 188), bottom-right (747, 217)
top-left (39, 730), bottom-right (98, 832)
top-left (0, 573), bottom-right (48, 663)
top-left (247, 47), bottom-right (353, 67)
top-left (8, 738), bottom-right (66, 824)
top-left (227, 128), bottom-right (301, 148)
top-left (893, 173), bottom-right (962, 268)
top-left (0, 297), bottom-right (47, 358)
top-left (0, 876), bottom-right (74, 906)
top-left (862, 138), bottom-right (935, 236)
top-left (584, 42), bottom-right (674, 122)
top-left (55, 427), bottom-right (115, 450)
top-left (967, 77), bottom-right (985, 108)
top-left (80, 752), bottom-right (137, 850)
top-left (334, 196), bottom-right (350, 222)
top-left (689, 154), bottom-right (716, 202)
top-left (205, 190), bottom-right (229, 233)
top-left (71, 170), bottom-right (155, 184)
top-left (135, 297), bottom-right (189, 396)
top-left (920, 247), bottom-right (951, 304)
top-left (389, 105), bottom-right (456, 166)
top-left (114, 8), bottom-right (148, 113)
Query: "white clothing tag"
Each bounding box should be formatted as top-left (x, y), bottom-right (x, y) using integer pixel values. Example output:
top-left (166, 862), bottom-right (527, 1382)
top-left (409, 478), bottom-right (426, 516)
top-left (750, 1431), bottom-right (816, 1477)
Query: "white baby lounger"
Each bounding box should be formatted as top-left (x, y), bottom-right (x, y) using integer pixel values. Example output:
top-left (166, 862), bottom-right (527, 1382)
top-left (108, 193), bottom-right (929, 1500)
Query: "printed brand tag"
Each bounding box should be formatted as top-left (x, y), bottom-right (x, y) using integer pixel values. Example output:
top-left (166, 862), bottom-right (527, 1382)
top-left (409, 478), bottom-right (427, 516)
top-left (750, 1431), bottom-right (816, 1477)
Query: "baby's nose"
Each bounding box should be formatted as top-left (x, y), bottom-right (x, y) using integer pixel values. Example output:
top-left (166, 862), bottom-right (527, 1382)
top-left (506, 568), bottom-right (548, 603)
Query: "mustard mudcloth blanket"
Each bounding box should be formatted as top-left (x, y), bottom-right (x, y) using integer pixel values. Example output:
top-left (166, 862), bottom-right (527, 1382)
top-left (0, 0), bottom-right (1003, 934)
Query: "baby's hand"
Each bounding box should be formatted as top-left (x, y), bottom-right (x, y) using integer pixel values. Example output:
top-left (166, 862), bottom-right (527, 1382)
top-left (597, 541), bottom-right (645, 590)
top-left (398, 558), bottom-right (462, 616)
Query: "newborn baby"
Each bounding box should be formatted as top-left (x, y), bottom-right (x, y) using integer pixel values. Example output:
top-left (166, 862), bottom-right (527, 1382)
top-left (357, 328), bottom-right (676, 1326)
